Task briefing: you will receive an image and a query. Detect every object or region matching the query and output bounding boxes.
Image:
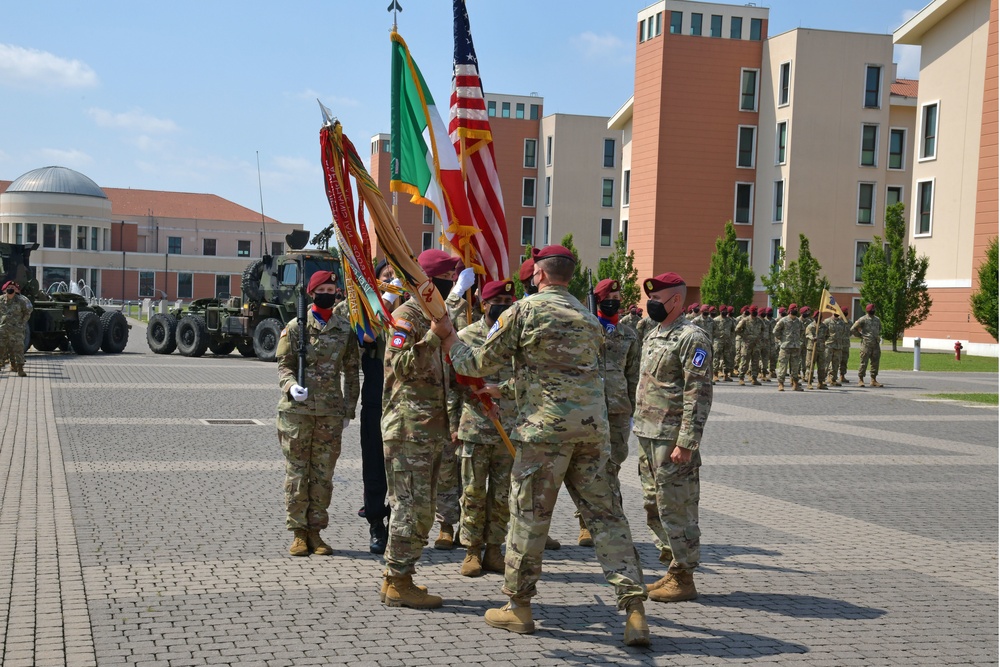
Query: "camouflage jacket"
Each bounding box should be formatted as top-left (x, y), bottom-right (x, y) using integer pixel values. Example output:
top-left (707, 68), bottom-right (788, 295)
top-left (765, 317), bottom-right (776, 344)
top-left (691, 314), bottom-right (715, 341)
top-left (603, 321), bottom-right (641, 418)
top-left (772, 315), bottom-right (804, 350)
top-left (0, 294), bottom-right (32, 332)
top-left (713, 315), bottom-right (735, 342)
top-left (825, 317), bottom-right (848, 350)
top-left (735, 316), bottom-right (764, 344)
top-left (276, 310), bottom-right (359, 418)
top-left (449, 285), bottom-right (609, 445)
top-left (850, 314), bottom-right (882, 346)
top-left (805, 319), bottom-right (829, 349)
top-left (633, 318), bottom-right (713, 449)
top-left (457, 318), bottom-right (515, 444)
top-left (734, 315), bottom-right (749, 341)
top-left (620, 311), bottom-right (641, 330)
top-left (636, 316), bottom-right (657, 341)
top-left (382, 299), bottom-right (454, 443)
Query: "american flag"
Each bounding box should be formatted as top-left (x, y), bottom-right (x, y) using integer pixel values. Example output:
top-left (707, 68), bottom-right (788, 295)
top-left (449, 0), bottom-right (510, 283)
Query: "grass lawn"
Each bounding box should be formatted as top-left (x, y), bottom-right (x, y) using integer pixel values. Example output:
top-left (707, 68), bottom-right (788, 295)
top-left (925, 393), bottom-right (999, 405)
top-left (848, 347), bottom-right (999, 372)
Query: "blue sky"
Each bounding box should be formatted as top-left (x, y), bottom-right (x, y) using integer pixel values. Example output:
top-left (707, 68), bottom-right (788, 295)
top-left (0, 0), bottom-right (923, 240)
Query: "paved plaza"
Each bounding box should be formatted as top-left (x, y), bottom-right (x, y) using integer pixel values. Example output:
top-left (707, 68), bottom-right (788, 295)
top-left (1, 321), bottom-right (997, 666)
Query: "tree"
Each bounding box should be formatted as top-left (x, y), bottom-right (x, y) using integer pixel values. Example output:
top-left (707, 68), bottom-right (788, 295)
top-left (559, 233), bottom-right (594, 302)
top-left (761, 234), bottom-right (830, 309)
top-left (699, 221), bottom-right (756, 308)
top-left (860, 202), bottom-right (932, 351)
top-left (511, 244), bottom-right (532, 298)
top-left (971, 236), bottom-right (998, 341)
top-left (597, 233), bottom-right (640, 308)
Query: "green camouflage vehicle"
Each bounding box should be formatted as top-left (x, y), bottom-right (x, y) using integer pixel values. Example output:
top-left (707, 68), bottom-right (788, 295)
top-left (0, 242), bottom-right (130, 354)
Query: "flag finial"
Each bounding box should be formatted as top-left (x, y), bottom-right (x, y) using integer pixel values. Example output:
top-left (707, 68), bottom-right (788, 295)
top-left (387, 0), bottom-right (402, 30)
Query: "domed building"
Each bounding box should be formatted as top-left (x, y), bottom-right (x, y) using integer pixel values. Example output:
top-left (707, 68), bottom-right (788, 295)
top-left (0, 166), bottom-right (301, 301)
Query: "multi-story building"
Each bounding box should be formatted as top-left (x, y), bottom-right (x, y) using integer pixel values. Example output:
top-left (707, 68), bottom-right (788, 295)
top-left (894, 0), bottom-right (997, 356)
top-left (0, 166), bottom-right (300, 301)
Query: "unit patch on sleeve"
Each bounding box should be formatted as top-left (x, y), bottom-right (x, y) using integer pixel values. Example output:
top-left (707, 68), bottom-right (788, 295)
top-left (692, 348), bottom-right (707, 368)
top-left (390, 331), bottom-right (408, 349)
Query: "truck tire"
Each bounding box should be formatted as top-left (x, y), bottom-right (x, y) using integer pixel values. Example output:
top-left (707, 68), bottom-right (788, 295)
top-left (236, 339), bottom-right (256, 357)
top-left (176, 315), bottom-right (210, 357)
top-left (31, 336), bottom-right (61, 352)
top-left (241, 259), bottom-right (265, 304)
top-left (253, 318), bottom-right (283, 362)
top-left (70, 311), bottom-right (102, 355)
top-left (100, 311), bottom-right (130, 353)
top-left (147, 314), bottom-right (178, 354)
top-left (208, 339), bottom-right (237, 355)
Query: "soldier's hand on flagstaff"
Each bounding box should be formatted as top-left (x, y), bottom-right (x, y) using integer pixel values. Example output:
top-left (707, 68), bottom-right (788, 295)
top-left (290, 384), bottom-right (309, 402)
top-left (670, 445), bottom-right (693, 465)
top-left (485, 403), bottom-right (500, 421)
top-left (451, 267), bottom-right (476, 296)
top-left (473, 384), bottom-right (500, 400)
top-left (430, 314), bottom-right (454, 340)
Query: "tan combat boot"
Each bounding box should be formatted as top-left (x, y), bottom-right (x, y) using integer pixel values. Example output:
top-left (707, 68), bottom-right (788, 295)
top-left (751, 378), bottom-right (761, 386)
top-left (484, 601), bottom-right (535, 634)
top-left (857, 378), bottom-right (866, 387)
top-left (384, 575), bottom-right (443, 609)
top-left (577, 517), bottom-right (594, 547)
top-left (433, 523), bottom-right (455, 550)
top-left (16, 365), bottom-right (26, 377)
top-left (738, 377), bottom-right (746, 386)
top-left (306, 529), bottom-right (333, 556)
top-left (648, 570), bottom-right (698, 603)
top-left (870, 378), bottom-right (883, 387)
top-left (544, 534), bottom-right (561, 550)
top-left (460, 548), bottom-right (483, 577)
top-left (817, 381), bottom-right (828, 390)
top-left (482, 544), bottom-right (504, 573)
top-left (289, 529), bottom-right (309, 557)
top-left (777, 382), bottom-right (784, 392)
top-left (840, 374), bottom-right (848, 384)
top-left (793, 381), bottom-right (804, 392)
top-left (623, 599), bottom-right (651, 647)
top-left (380, 570), bottom-right (427, 603)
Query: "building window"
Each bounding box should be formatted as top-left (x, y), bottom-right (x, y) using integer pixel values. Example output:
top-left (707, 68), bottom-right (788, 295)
top-left (740, 69), bottom-right (759, 111)
top-left (639, 19), bottom-right (646, 43)
top-left (621, 219), bottom-right (629, 244)
top-left (773, 180), bottom-right (784, 222)
top-left (383, 140), bottom-right (390, 152)
top-left (860, 124), bottom-right (878, 166)
top-left (655, 11), bottom-right (662, 36)
top-left (623, 170), bottom-right (631, 206)
top-left (670, 11), bottom-right (682, 34)
top-left (524, 138), bottom-right (537, 168)
top-left (421, 231), bottom-right (433, 251)
top-left (603, 138), bottom-right (616, 168)
top-left (854, 241), bottom-right (870, 282)
top-left (203, 238), bottom-right (216, 256)
top-left (602, 178), bottom-right (614, 207)
top-left (58, 225), bottom-right (71, 249)
top-left (168, 236), bottom-right (182, 254)
top-left (886, 186), bottom-right (903, 208)
top-left (271, 241), bottom-right (283, 256)
top-left (91, 227), bottom-right (99, 250)
top-left (730, 16), bottom-right (743, 39)
top-left (14, 223), bottom-right (23, 244)
top-left (734, 183), bottom-right (754, 224)
top-left (487, 100), bottom-right (496, 117)
top-left (779, 61), bottom-right (791, 106)
top-left (139, 271), bottom-right (155, 297)
top-left (26, 223), bottom-right (38, 244)
top-left (546, 136), bottom-right (553, 165)
top-left (750, 17), bottom-right (762, 40)
top-left (771, 238), bottom-right (781, 266)
top-left (736, 239), bottom-right (751, 259)
top-left (920, 102), bottom-right (938, 160)
top-left (691, 13), bottom-right (703, 35)
top-left (238, 240), bottom-right (251, 257)
top-left (888, 128), bottom-right (906, 170)
top-left (75, 225), bottom-right (87, 250)
top-left (737, 126), bottom-right (756, 168)
top-left (545, 176), bottom-right (551, 206)
top-left (864, 65), bottom-right (882, 108)
top-left (530, 104), bottom-right (540, 120)
top-left (776, 121), bottom-right (787, 164)
top-left (599, 218), bottom-right (614, 247)
top-left (177, 272), bottom-right (193, 299)
top-left (917, 180), bottom-right (934, 235)
top-left (522, 178), bottom-right (536, 207)
top-left (215, 274), bottom-right (230, 298)
top-left (502, 102), bottom-right (511, 118)
top-left (423, 205), bottom-right (434, 225)
top-left (516, 103), bottom-right (525, 119)
top-left (41, 266), bottom-right (70, 291)
top-left (710, 14), bottom-right (722, 37)
top-left (858, 183), bottom-right (875, 224)
top-left (521, 217), bottom-right (534, 246)
top-left (543, 216), bottom-right (550, 245)
top-left (647, 16), bottom-right (655, 40)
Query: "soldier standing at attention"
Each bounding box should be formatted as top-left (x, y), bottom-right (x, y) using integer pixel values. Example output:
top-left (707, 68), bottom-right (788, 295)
top-left (432, 245), bottom-right (650, 647)
top-left (824, 311), bottom-right (847, 387)
top-left (851, 303), bottom-right (884, 387)
top-left (621, 305), bottom-right (642, 330)
top-left (633, 272), bottom-right (713, 603)
top-left (805, 312), bottom-right (829, 390)
top-left (797, 307), bottom-right (812, 379)
top-left (773, 304), bottom-right (805, 391)
top-left (0, 281), bottom-right (32, 377)
top-left (767, 307), bottom-right (780, 378)
top-left (276, 270), bottom-right (359, 557)
top-left (735, 305), bottom-right (763, 386)
top-left (838, 304), bottom-right (852, 383)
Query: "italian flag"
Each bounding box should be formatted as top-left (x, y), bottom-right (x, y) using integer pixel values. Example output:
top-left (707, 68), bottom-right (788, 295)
top-left (390, 31), bottom-right (478, 266)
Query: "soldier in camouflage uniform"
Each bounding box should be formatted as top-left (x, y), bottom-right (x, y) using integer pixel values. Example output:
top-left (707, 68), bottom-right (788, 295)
top-left (0, 281), bottom-right (32, 377)
top-left (735, 305), bottom-right (764, 385)
top-left (712, 306), bottom-right (729, 380)
top-left (434, 244), bottom-right (650, 647)
top-left (768, 307), bottom-right (781, 378)
top-left (773, 303), bottom-right (805, 391)
top-left (823, 311), bottom-right (848, 387)
top-left (804, 312), bottom-right (829, 389)
top-left (760, 307), bottom-right (775, 379)
top-left (620, 305), bottom-right (642, 330)
top-left (838, 304), bottom-right (852, 383)
top-left (851, 303), bottom-right (883, 387)
top-left (276, 270), bottom-right (359, 557)
top-left (633, 272), bottom-right (713, 604)
top-left (797, 307), bottom-right (812, 379)
top-left (733, 306), bottom-right (748, 373)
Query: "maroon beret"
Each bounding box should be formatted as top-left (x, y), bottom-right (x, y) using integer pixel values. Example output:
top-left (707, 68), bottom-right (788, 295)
top-left (778, 307), bottom-right (787, 316)
top-left (726, 305), bottom-right (735, 314)
top-left (750, 305), bottom-right (759, 315)
top-left (700, 304), bottom-right (711, 314)
top-left (800, 306), bottom-right (811, 316)
top-left (418, 249), bottom-right (459, 277)
top-left (594, 278), bottom-right (619, 301)
top-left (740, 305), bottom-right (749, 314)
top-left (865, 303), bottom-right (875, 313)
top-left (518, 258), bottom-right (534, 282)
top-left (481, 279), bottom-right (514, 301)
top-left (532, 245), bottom-right (576, 262)
top-left (788, 302), bottom-right (798, 311)
top-left (2, 281), bottom-right (16, 291)
top-left (306, 270), bottom-right (336, 293)
top-left (643, 272), bottom-right (685, 295)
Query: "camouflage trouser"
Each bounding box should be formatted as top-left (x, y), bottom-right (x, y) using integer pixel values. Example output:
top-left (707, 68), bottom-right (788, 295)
top-left (713, 339), bottom-right (725, 375)
top-left (759, 338), bottom-right (771, 374)
top-left (637, 437), bottom-right (701, 573)
top-left (739, 341), bottom-right (761, 379)
top-left (0, 327), bottom-right (25, 369)
top-left (797, 347), bottom-right (807, 378)
top-left (734, 338), bottom-right (744, 372)
top-left (435, 440), bottom-right (461, 526)
top-left (776, 348), bottom-right (801, 384)
top-left (770, 341), bottom-right (779, 373)
top-left (384, 438), bottom-right (444, 576)
top-left (724, 338), bottom-right (736, 374)
top-left (826, 347), bottom-right (844, 381)
top-left (576, 414), bottom-right (630, 520)
top-left (277, 412), bottom-right (344, 531)
top-left (805, 344), bottom-right (826, 383)
top-left (505, 439), bottom-right (646, 609)
top-left (840, 346), bottom-right (849, 377)
top-left (459, 439), bottom-right (512, 549)
top-left (859, 341), bottom-right (881, 379)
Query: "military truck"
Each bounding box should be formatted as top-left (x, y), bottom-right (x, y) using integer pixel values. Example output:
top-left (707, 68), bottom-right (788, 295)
top-left (0, 242), bottom-right (130, 355)
top-left (146, 232), bottom-right (341, 362)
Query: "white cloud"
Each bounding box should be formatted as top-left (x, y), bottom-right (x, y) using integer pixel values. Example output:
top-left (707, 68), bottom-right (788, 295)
top-left (38, 148), bottom-right (92, 168)
top-left (87, 108), bottom-right (178, 134)
top-left (0, 44), bottom-right (98, 88)
top-left (571, 31), bottom-right (630, 62)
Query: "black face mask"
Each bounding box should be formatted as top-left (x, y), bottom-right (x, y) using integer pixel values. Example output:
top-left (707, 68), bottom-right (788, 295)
top-left (487, 303), bottom-right (510, 322)
top-left (432, 278), bottom-right (453, 298)
top-left (647, 299), bottom-right (668, 322)
top-left (312, 293), bottom-right (337, 309)
top-left (5, 288), bottom-right (14, 295)
top-left (599, 299), bottom-right (620, 316)
top-left (523, 281), bottom-right (538, 295)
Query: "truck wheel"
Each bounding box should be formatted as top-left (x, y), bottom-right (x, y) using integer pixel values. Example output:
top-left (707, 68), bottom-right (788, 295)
top-left (208, 339), bottom-right (237, 355)
top-left (236, 339), bottom-right (256, 357)
top-left (253, 318), bottom-right (283, 362)
top-left (70, 311), bottom-right (103, 355)
top-left (241, 259), bottom-right (265, 303)
top-left (100, 311), bottom-right (130, 353)
top-left (147, 314), bottom-right (178, 354)
top-left (31, 337), bottom-right (60, 352)
top-left (176, 315), bottom-right (209, 357)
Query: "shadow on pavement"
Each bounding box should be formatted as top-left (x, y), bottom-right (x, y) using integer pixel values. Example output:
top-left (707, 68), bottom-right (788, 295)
top-left (695, 590), bottom-right (887, 619)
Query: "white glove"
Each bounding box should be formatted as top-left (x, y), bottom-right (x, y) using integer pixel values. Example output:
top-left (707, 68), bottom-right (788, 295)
top-left (382, 278), bottom-right (403, 305)
top-left (289, 384), bottom-right (308, 402)
top-left (451, 267), bottom-right (476, 296)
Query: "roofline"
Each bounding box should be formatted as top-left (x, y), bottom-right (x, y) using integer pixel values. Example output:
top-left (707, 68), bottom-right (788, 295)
top-left (608, 96), bottom-right (634, 130)
top-left (894, 0), bottom-right (966, 45)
